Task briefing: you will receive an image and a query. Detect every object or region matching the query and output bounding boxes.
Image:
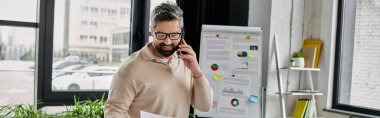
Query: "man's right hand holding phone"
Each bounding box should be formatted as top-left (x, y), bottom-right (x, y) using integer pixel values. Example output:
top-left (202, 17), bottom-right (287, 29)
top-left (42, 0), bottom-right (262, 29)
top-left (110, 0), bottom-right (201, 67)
top-left (177, 40), bottom-right (203, 78)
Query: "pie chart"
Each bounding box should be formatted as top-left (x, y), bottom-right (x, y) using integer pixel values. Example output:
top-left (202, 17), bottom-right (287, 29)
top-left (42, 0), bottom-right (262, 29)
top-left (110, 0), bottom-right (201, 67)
top-left (231, 98), bottom-right (240, 107)
top-left (237, 51), bottom-right (248, 57)
top-left (211, 64), bottom-right (219, 71)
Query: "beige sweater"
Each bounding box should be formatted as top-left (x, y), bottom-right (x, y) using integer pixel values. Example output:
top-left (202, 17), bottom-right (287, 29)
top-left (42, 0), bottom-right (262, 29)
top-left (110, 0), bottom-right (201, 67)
top-left (104, 42), bottom-right (213, 118)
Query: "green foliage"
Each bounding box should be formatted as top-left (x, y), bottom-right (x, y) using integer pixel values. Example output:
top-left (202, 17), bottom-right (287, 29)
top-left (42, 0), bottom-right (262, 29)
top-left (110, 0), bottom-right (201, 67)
top-left (0, 42), bottom-right (4, 53)
top-left (0, 105), bottom-right (13, 118)
top-left (0, 103), bottom-right (53, 118)
top-left (13, 104), bottom-right (51, 118)
top-left (0, 93), bottom-right (196, 117)
top-left (20, 50), bottom-right (35, 60)
top-left (61, 95), bottom-right (105, 118)
top-left (292, 51), bottom-right (304, 58)
top-left (189, 113), bottom-right (196, 118)
top-left (0, 94), bottom-right (105, 118)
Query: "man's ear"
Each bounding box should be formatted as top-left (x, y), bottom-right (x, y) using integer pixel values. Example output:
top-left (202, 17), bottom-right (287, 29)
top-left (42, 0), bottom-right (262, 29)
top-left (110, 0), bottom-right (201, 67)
top-left (150, 28), bottom-right (154, 37)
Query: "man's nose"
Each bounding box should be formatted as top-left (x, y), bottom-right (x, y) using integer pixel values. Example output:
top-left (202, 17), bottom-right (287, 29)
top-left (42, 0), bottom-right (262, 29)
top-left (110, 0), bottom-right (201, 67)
top-left (163, 36), bottom-right (172, 45)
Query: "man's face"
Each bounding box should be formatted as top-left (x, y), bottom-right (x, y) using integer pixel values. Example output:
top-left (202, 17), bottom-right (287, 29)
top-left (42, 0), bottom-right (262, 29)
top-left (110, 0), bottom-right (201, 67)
top-left (151, 20), bottom-right (182, 57)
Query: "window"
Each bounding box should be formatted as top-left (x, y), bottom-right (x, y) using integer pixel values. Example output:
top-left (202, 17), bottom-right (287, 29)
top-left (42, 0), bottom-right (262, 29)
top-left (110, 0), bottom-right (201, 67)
top-left (112, 49), bottom-right (128, 62)
top-left (81, 6), bottom-right (89, 12)
top-left (81, 21), bottom-right (88, 27)
top-left (38, 0), bottom-right (149, 107)
top-left (120, 8), bottom-right (129, 17)
top-left (101, 8), bottom-right (107, 15)
top-left (36, 0), bottom-right (141, 107)
top-left (89, 35), bottom-right (97, 42)
top-left (90, 7), bottom-right (98, 14)
top-left (0, 0), bottom-right (38, 106)
top-left (334, 0), bottom-right (380, 116)
top-left (79, 35), bottom-right (87, 41)
top-left (112, 9), bottom-right (117, 16)
top-left (112, 32), bottom-right (129, 45)
top-left (89, 21), bottom-right (97, 29)
top-left (0, 26), bottom-right (37, 105)
top-left (0, 0), bottom-right (38, 22)
top-left (100, 36), bottom-right (107, 43)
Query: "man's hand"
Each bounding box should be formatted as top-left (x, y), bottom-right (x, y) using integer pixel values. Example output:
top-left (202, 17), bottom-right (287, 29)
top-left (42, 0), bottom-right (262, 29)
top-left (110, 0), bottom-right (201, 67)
top-left (177, 40), bottom-right (203, 78)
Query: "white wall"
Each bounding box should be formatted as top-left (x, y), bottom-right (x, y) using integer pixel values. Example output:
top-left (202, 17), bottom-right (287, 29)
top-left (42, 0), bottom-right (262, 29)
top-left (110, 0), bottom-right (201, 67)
top-left (249, 0), bottom-right (351, 117)
top-left (248, 0), bottom-right (270, 117)
top-left (248, 0), bottom-right (271, 116)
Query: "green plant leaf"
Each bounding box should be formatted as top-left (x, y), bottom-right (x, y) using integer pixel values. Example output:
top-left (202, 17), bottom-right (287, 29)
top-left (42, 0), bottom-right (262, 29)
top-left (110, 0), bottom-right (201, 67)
top-left (292, 51), bottom-right (304, 58)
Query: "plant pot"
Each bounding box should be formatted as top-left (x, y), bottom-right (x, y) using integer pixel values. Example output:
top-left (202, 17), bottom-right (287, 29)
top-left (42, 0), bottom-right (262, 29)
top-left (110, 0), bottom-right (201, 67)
top-left (292, 57), bottom-right (305, 68)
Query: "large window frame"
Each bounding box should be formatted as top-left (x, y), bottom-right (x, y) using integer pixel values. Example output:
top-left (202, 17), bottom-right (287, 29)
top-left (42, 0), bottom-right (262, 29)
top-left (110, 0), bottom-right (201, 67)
top-left (0, 2), bottom-right (39, 107)
top-left (37, 0), bottom-right (150, 108)
top-left (0, 20), bottom-right (38, 28)
top-left (333, 0), bottom-right (380, 116)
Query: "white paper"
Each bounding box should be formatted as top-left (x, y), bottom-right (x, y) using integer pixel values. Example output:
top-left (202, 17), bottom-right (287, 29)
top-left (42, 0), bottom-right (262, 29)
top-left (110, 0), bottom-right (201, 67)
top-left (218, 75), bottom-right (250, 117)
top-left (197, 25), bottom-right (263, 118)
top-left (140, 111), bottom-right (173, 118)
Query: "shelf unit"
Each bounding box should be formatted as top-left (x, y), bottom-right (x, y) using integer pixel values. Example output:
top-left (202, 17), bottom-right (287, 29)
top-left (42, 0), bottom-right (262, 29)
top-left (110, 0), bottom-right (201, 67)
top-left (273, 36), bottom-right (323, 118)
top-left (282, 67), bottom-right (321, 117)
top-left (276, 91), bottom-right (323, 96)
top-left (281, 67), bottom-right (321, 96)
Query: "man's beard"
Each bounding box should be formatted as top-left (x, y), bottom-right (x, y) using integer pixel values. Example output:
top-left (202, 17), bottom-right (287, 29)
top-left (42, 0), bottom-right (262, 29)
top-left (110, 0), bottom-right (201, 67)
top-left (155, 43), bottom-right (178, 57)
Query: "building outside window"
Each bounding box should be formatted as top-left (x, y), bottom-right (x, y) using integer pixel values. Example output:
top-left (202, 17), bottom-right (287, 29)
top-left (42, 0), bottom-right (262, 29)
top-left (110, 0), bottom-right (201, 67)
top-left (334, 0), bottom-right (380, 116)
top-left (0, 0), bottom-right (38, 105)
top-left (52, 0), bottom-right (131, 92)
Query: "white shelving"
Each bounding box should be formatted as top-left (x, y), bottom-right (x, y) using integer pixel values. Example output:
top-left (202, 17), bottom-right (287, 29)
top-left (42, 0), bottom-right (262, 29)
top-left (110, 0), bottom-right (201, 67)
top-left (276, 91), bottom-right (323, 96)
top-left (281, 67), bottom-right (320, 71)
top-left (273, 36), bottom-right (323, 118)
top-left (280, 67), bottom-right (320, 117)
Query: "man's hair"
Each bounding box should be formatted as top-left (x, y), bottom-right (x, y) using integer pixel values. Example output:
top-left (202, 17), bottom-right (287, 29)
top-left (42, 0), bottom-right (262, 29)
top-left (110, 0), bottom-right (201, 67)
top-left (151, 2), bottom-right (183, 29)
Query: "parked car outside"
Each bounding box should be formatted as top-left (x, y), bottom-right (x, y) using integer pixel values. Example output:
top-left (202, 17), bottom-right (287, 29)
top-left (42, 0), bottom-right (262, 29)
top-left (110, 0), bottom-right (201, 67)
top-left (52, 65), bottom-right (118, 91)
top-left (52, 64), bottom-right (93, 79)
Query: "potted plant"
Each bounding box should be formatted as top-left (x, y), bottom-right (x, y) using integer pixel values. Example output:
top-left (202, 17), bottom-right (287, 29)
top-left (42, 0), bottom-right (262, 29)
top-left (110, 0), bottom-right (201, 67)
top-left (292, 51), bottom-right (305, 68)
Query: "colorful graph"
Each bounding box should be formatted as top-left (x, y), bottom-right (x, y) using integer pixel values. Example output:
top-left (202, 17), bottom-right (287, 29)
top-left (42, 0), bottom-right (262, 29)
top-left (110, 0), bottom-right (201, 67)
top-left (225, 48), bottom-right (232, 53)
top-left (246, 35), bottom-right (251, 40)
top-left (231, 98), bottom-right (240, 107)
top-left (237, 51), bottom-right (248, 57)
top-left (212, 100), bottom-right (218, 109)
top-left (211, 64), bottom-right (219, 71)
top-left (213, 73), bottom-right (222, 81)
top-left (248, 53), bottom-right (254, 58)
top-left (222, 87), bottom-right (244, 94)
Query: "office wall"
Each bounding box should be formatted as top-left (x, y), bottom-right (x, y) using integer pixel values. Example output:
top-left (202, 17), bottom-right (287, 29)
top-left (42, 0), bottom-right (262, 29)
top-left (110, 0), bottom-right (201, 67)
top-left (248, 0), bottom-right (271, 116)
top-left (249, 0), bottom-right (350, 117)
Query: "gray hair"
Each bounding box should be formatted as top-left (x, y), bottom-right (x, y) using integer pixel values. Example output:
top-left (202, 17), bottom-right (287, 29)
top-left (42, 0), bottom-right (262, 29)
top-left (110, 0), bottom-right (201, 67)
top-left (150, 2), bottom-right (183, 29)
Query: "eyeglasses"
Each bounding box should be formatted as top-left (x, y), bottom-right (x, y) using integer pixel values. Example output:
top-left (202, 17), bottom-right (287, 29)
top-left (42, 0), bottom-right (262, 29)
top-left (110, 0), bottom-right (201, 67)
top-left (154, 32), bottom-right (182, 40)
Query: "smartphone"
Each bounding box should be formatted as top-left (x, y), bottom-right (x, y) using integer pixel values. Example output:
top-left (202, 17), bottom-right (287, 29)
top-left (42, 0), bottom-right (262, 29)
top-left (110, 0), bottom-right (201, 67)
top-left (177, 28), bottom-right (188, 55)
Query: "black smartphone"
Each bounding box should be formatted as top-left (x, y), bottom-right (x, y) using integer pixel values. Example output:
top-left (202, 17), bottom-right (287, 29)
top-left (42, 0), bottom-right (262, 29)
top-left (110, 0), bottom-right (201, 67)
top-left (177, 28), bottom-right (188, 55)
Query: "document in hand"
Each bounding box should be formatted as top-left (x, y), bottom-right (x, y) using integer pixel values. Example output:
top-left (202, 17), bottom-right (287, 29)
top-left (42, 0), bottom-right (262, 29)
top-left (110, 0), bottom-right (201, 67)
top-left (140, 111), bottom-right (173, 118)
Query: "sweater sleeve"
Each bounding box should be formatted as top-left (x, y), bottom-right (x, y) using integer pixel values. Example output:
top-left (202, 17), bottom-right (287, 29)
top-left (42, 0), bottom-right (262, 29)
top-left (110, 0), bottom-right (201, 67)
top-left (104, 72), bottom-right (136, 118)
top-left (191, 74), bottom-right (214, 112)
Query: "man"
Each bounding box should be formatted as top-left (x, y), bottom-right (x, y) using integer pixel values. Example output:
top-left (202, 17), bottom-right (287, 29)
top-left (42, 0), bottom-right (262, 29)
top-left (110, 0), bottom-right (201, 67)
top-left (104, 2), bottom-right (213, 118)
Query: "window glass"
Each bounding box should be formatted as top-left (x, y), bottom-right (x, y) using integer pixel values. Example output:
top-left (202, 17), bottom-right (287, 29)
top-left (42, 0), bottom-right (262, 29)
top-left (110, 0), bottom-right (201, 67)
top-left (52, 0), bottom-right (131, 91)
top-left (338, 0), bottom-right (380, 110)
top-left (0, 26), bottom-right (37, 105)
top-left (0, 0), bottom-right (38, 22)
